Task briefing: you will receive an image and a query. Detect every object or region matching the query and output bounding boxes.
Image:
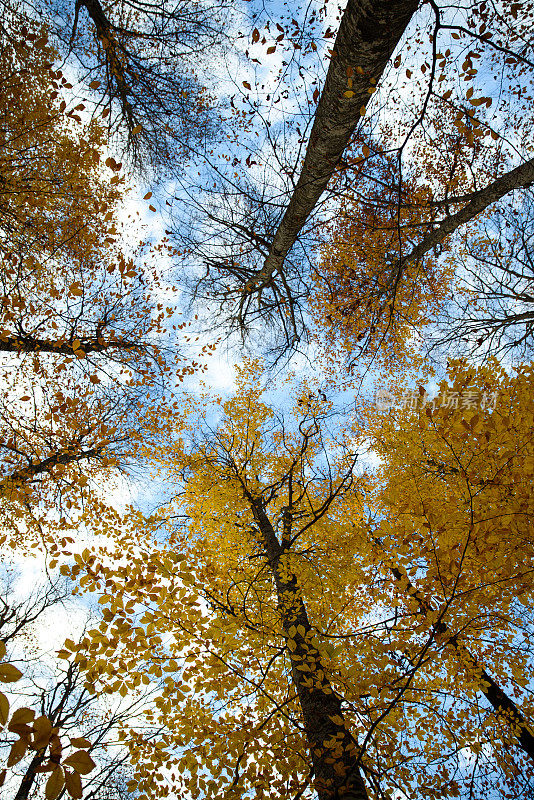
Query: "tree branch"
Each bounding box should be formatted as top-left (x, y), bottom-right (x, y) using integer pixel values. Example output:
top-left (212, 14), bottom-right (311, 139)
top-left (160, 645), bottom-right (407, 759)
top-left (392, 156), bottom-right (534, 288)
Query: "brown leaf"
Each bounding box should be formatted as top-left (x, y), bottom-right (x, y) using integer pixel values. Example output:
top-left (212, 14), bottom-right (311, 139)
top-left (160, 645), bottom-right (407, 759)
top-left (0, 663), bottom-right (23, 682)
top-left (7, 737), bottom-right (28, 767)
top-left (0, 692), bottom-right (8, 726)
top-left (33, 715), bottom-right (53, 749)
top-left (8, 704), bottom-right (34, 732)
top-left (69, 737), bottom-right (92, 749)
top-left (45, 767), bottom-right (65, 800)
top-left (65, 769), bottom-right (83, 799)
top-left (63, 750), bottom-right (96, 775)
top-left (69, 283), bottom-right (83, 297)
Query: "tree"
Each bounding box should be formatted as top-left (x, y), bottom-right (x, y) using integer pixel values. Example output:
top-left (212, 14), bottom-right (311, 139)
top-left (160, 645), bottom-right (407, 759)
top-left (26, 0), bottom-right (233, 168)
top-left (160, 0), bottom-right (533, 360)
top-left (358, 359), bottom-right (534, 767)
top-left (59, 365), bottom-right (534, 799)
top-left (0, 17), bottom-right (198, 561)
top-left (0, 567), bottom-right (166, 800)
top-left (423, 195), bottom-right (534, 362)
top-left (6, 1), bottom-right (534, 798)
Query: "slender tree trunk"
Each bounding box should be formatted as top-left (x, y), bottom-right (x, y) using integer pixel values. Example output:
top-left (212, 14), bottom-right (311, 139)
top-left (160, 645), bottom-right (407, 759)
top-left (75, 0), bottom-right (135, 129)
top-left (390, 155), bottom-right (534, 287)
top-left (246, 0), bottom-right (420, 295)
top-left (13, 752), bottom-right (43, 800)
top-left (251, 499), bottom-right (369, 800)
top-left (381, 550), bottom-right (534, 761)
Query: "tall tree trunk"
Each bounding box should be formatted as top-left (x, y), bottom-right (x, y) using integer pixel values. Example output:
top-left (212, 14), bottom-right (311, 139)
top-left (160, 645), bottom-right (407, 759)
top-left (245, 0), bottom-right (420, 297)
top-left (251, 499), bottom-right (369, 800)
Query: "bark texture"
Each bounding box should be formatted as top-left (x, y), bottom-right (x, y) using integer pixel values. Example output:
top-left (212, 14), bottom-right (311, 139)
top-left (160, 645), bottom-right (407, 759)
top-left (251, 499), bottom-right (369, 800)
top-left (247, 0), bottom-right (420, 293)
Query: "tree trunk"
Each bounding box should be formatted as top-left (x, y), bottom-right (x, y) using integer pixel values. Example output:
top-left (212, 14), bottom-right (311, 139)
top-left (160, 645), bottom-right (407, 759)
top-left (246, 0), bottom-right (420, 295)
top-left (13, 752), bottom-right (43, 800)
top-left (389, 155), bottom-right (534, 291)
top-left (251, 499), bottom-right (369, 800)
top-left (382, 551), bottom-right (534, 761)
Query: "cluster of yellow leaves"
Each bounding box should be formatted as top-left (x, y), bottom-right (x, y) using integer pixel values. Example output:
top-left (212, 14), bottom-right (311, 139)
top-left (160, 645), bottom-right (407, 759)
top-left (47, 362), bottom-right (533, 799)
top-left (353, 360), bottom-right (534, 779)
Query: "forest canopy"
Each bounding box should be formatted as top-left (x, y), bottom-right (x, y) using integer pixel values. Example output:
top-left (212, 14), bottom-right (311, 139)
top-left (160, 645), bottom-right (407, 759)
top-left (0, 0), bottom-right (533, 799)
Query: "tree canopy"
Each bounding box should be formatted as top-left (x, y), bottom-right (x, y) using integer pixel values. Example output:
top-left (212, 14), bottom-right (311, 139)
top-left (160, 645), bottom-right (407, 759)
top-left (1, 0), bottom-right (534, 799)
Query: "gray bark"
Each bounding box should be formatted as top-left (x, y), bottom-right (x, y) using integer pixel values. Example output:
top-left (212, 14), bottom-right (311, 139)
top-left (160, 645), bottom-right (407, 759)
top-left (246, 0), bottom-right (420, 296)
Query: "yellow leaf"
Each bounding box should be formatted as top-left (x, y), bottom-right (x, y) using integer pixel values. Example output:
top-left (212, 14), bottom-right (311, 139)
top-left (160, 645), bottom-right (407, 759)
top-left (343, 90), bottom-right (354, 98)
